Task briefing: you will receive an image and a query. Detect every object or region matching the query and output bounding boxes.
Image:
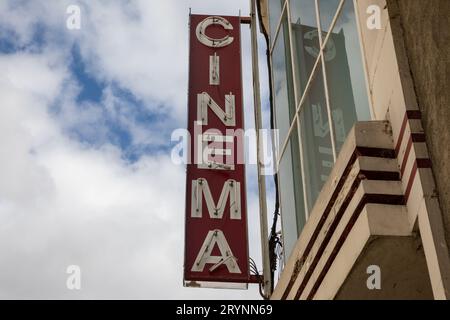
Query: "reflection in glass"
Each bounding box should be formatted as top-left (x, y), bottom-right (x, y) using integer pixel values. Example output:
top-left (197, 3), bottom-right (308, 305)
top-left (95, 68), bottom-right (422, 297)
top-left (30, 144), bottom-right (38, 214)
top-left (268, 0), bottom-right (285, 45)
top-left (290, 0), bottom-right (317, 28)
top-left (324, 0), bottom-right (371, 152)
top-left (319, 0), bottom-right (341, 33)
top-left (269, 0), bottom-right (372, 255)
top-left (290, 0), bottom-right (320, 95)
top-left (298, 62), bottom-right (333, 211)
top-left (278, 125), bottom-right (305, 258)
top-left (272, 20), bottom-right (295, 145)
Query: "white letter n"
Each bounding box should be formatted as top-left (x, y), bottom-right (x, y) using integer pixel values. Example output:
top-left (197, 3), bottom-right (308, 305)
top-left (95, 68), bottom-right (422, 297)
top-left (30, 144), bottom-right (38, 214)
top-left (197, 92), bottom-right (235, 126)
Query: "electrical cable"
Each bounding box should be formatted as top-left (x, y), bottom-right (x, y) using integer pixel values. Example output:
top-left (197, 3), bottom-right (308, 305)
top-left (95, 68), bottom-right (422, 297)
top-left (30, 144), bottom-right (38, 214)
top-left (256, 0), bottom-right (282, 295)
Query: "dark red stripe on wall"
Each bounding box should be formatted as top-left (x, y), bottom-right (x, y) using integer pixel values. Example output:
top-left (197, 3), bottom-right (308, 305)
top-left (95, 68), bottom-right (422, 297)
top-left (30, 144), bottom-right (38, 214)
top-left (306, 193), bottom-right (405, 300)
top-left (400, 137), bottom-right (413, 177)
top-left (293, 175), bottom-right (402, 300)
top-left (406, 110), bottom-right (422, 119)
top-left (405, 159), bottom-right (433, 202)
top-left (395, 113), bottom-right (408, 156)
top-left (280, 147), bottom-right (396, 300)
top-left (395, 111), bottom-right (423, 156)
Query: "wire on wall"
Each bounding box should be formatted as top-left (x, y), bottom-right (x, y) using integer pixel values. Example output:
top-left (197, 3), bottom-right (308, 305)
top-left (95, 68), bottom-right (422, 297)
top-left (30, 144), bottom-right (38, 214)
top-left (256, 0), bottom-right (282, 295)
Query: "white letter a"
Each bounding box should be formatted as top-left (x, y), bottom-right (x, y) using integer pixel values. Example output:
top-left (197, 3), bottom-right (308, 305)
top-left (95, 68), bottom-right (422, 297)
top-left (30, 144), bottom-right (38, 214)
top-left (66, 5), bottom-right (81, 30)
top-left (366, 5), bottom-right (381, 30)
top-left (66, 265), bottom-right (81, 290)
top-left (191, 230), bottom-right (241, 274)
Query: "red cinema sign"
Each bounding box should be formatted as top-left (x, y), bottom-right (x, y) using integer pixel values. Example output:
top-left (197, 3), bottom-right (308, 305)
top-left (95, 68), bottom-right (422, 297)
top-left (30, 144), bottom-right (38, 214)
top-left (184, 14), bottom-right (249, 287)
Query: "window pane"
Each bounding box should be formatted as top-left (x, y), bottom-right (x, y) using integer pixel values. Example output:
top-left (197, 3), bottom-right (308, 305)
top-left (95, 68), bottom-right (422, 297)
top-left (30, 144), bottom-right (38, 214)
top-left (290, 0), bottom-right (320, 96)
top-left (272, 17), bottom-right (296, 145)
top-left (299, 62), bottom-right (333, 212)
top-left (278, 125), bottom-right (305, 259)
top-left (323, 0), bottom-right (371, 152)
top-left (319, 0), bottom-right (341, 33)
top-left (268, 0), bottom-right (285, 45)
top-left (290, 0), bottom-right (317, 28)
top-left (270, 0), bottom-right (372, 246)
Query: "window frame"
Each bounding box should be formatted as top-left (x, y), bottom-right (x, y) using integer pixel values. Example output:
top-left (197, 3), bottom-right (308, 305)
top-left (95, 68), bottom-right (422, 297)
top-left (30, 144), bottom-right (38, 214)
top-left (267, 0), bottom-right (373, 261)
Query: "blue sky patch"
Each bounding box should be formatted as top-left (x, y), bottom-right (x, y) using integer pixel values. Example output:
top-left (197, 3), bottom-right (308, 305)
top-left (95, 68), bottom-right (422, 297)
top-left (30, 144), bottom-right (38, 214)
top-left (0, 28), bottom-right (20, 53)
top-left (70, 44), bottom-right (105, 104)
top-left (0, 21), bottom-right (48, 54)
top-left (1, 14), bottom-right (179, 164)
top-left (63, 48), bottom-right (174, 161)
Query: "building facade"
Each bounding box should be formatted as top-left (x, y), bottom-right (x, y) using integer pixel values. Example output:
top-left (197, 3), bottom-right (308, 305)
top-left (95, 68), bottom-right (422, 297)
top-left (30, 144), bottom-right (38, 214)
top-left (257, 0), bottom-right (450, 299)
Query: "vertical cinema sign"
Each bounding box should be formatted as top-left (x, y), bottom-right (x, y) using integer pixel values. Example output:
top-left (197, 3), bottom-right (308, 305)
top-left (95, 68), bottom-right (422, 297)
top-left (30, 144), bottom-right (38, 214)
top-left (184, 15), bottom-right (249, 287)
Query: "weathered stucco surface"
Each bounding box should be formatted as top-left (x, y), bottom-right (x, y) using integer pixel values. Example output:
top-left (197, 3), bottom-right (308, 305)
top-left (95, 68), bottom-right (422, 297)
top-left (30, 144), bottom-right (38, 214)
top-left (336, 236), bottom-right (433, 300)
top-left (389, 0), bottom-right (450, 250)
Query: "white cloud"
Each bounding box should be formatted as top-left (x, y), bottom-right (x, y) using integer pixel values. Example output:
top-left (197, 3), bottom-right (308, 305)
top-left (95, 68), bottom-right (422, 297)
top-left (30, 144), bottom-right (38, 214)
top-left (0, 54), bottom-right (261, 298)
top-left (73, 0), bottom-right (256, 123)
top-left (0, 0), bottom-right (275, 299)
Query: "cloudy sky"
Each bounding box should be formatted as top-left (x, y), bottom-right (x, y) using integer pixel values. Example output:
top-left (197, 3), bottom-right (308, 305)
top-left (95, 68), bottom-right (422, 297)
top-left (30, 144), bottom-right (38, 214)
top-left (0, 0), bottom-right (274, 299)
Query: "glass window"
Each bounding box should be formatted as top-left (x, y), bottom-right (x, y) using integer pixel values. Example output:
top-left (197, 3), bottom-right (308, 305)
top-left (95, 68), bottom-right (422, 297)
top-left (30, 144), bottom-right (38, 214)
top-left (319, 0), bottom-right (341, 33)
top-left (290, 0), bottom-right (316, 27)
top-left (324, 0), bottom-right (371, 151)
top-left (268, 0), bottom-right (286, 45)
top-left (298, 62), bottom-right (333, 211)
top-left (290, 0), bottom-right (321, 98)
top-left (272, 14), bottom-right (295, 145)
top-left (268, 0), bottom-right (371, 262)
top-left (278, 125), bottom-right (305, 258)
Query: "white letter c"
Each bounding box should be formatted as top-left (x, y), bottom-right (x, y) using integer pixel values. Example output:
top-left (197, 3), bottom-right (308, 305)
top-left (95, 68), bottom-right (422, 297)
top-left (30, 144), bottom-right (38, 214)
top-left (196, 16), bottom-right (234, 48)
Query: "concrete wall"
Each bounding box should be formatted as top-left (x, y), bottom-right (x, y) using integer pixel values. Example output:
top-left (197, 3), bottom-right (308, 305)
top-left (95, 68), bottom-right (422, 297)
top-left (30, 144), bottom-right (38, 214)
top-left (336, 236), bottom-right (433, 300)
top-left (388, 0), bottom-right (450, 250)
